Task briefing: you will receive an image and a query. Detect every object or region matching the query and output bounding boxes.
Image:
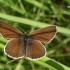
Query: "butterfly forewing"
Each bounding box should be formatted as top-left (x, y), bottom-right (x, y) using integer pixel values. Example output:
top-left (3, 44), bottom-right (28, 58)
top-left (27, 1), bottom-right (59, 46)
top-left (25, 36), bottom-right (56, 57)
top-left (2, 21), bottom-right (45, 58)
top-left (26, 40), bottom-right (46, 59)
top-left (4, 38), bottom-right (25, 59)
top-left (29, 26), bottom-right (57, 43)
top-left (0, 21), bottom-right (23, 38)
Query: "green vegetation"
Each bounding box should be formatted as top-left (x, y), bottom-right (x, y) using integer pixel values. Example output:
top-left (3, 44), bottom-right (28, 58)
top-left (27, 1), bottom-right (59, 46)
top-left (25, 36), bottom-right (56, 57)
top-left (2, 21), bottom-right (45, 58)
top-left (0, 0), bottom-right (70, 70)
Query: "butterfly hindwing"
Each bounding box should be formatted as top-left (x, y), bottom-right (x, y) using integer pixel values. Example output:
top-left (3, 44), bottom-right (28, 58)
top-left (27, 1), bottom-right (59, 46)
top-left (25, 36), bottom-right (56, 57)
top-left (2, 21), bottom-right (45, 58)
top-left (4, 38), bottom-right (25, 59)
top-left (26, 40), bottom-right (46, 59)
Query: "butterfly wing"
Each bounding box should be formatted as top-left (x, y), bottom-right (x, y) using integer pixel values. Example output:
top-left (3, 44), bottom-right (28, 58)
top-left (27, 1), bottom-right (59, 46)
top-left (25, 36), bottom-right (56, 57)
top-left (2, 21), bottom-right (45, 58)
top-left (4, 38), bottom-right (25, 59)
top-left (0, 21), bottom-right (23, 38)
top-left (26, 40), bottom-right (46, 59)
top-left (29, 26), bottom-right (57, 43)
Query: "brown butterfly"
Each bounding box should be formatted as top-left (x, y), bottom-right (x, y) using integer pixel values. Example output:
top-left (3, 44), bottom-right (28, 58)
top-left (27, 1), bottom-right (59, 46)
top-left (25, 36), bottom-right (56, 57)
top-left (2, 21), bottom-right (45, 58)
top-left (0, 20), bottom-right (57, 59)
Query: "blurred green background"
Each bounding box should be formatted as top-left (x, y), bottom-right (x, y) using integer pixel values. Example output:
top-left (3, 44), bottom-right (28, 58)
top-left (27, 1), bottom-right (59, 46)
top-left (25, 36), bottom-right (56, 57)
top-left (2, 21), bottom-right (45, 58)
top-left (0, 0), bottom-right (70, 70)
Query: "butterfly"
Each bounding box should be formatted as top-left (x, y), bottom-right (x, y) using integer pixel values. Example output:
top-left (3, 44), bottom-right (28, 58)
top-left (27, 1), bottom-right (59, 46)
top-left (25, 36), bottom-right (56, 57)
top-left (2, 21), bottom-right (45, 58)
top-left (0, 20), bottom-right (57, 59)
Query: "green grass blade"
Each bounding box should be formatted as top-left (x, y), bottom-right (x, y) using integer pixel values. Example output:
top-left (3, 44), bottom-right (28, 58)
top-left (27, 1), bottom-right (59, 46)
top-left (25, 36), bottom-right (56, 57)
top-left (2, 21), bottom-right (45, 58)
top-left (0, 13), bottom-right (70, 36)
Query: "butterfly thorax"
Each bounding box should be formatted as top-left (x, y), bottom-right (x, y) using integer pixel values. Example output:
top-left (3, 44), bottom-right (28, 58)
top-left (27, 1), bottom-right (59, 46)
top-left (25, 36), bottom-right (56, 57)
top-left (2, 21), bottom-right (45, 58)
top-left (20, 32), bottom-right (30, 46)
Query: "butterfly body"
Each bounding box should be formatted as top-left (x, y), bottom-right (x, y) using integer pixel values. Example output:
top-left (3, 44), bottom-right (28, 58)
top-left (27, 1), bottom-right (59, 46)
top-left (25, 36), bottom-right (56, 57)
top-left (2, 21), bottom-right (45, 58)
top-left (0, 21), bottom-right (57, 59)
top-left (20, 33), bottom-right (31, 56)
